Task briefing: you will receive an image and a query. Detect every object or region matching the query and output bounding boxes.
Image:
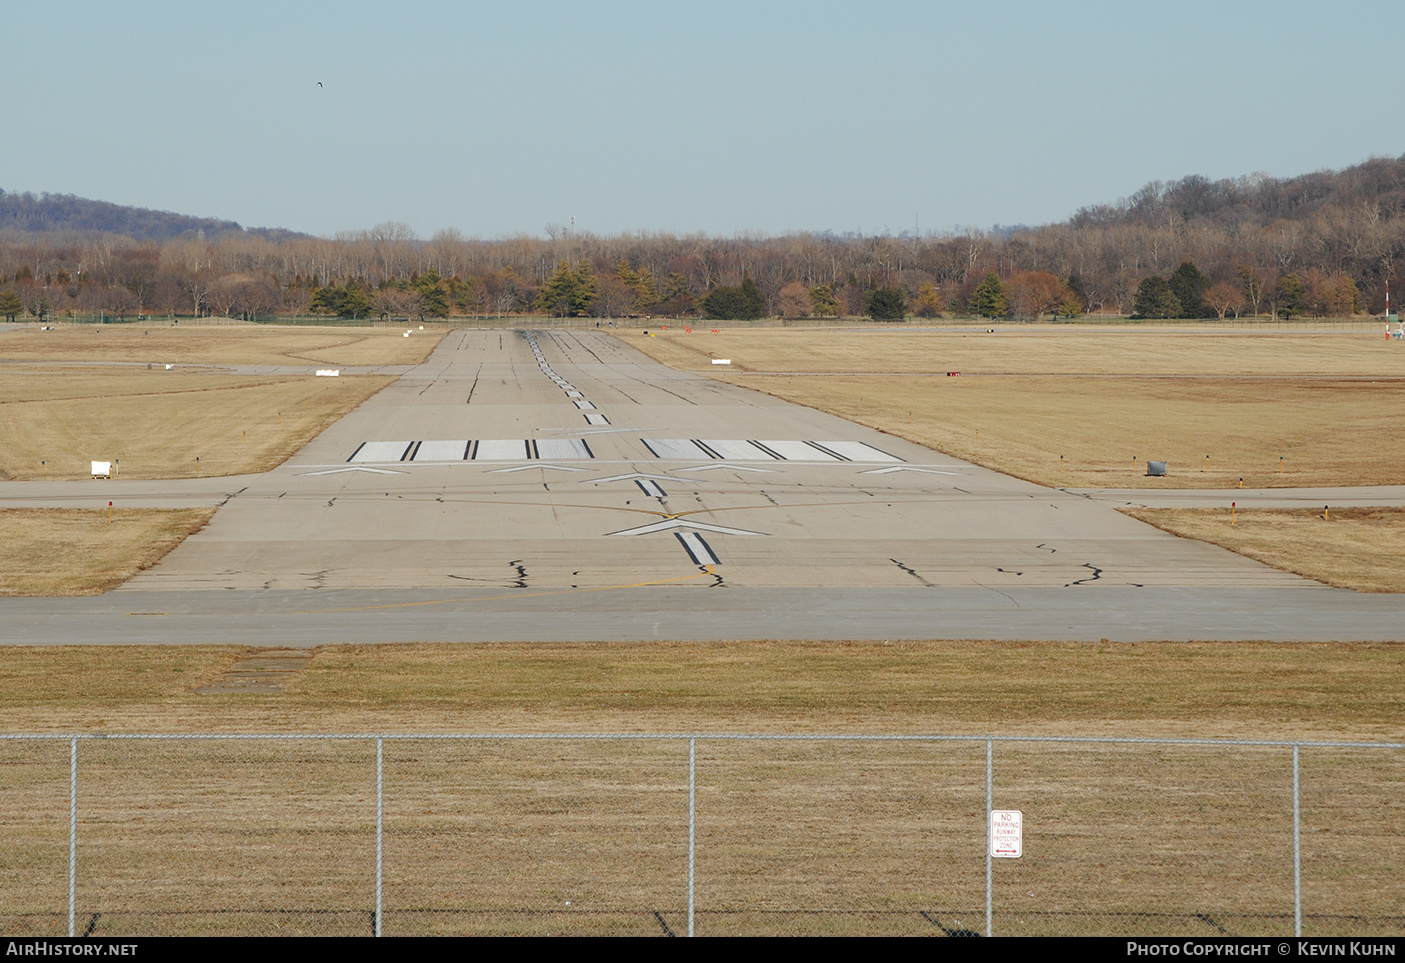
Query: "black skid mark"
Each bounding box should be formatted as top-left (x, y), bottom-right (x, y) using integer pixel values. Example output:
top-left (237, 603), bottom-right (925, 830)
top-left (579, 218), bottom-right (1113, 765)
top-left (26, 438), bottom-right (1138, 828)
top-left (1035, 543), bottom-right (1056, 553)
top-left (1066, 563), bottom-right (1103, 587)
top-left (890, 558), bottom-right (935, 588)
top-left (996, 568), bottom-right (1023, 576)
top-left (509, 560), bottom-right (528, 587)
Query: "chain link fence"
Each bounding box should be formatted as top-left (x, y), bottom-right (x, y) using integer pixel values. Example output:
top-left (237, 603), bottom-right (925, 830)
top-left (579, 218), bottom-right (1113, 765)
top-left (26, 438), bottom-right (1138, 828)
top-left (0, 734), bottom-right (1399, 937)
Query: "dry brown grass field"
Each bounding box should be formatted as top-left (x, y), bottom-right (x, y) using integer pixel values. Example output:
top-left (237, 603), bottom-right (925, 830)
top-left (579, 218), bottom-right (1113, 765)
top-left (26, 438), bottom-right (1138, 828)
top-left (0, 322), bottom-right (440, 367)
top-left (0, 323), bottom-right (445, 480)
top-left (4, 733), bottom-right (1394, 936)
top-left (0, 640), bottom-right (1398, 741)
top-left (0, 367), bottom-right (393, 480)
top-left (1, 643), bottom-right (1397, 936)
top-left (0, 508), bottom-right (215, 595)
top-left (620, 325), bottom-right (1405, 489)
top-left (1124, 506), bottom-right (1405, 593)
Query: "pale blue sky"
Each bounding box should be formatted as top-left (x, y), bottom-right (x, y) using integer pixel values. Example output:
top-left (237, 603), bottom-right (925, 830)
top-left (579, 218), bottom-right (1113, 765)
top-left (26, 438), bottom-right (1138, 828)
top-left (4, 1), bottom-right (1400, 238)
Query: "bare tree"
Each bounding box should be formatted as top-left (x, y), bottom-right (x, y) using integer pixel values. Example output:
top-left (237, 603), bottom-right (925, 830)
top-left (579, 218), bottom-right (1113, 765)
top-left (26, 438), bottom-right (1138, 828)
top-left (777, 281), bottom-right (810, 318)
top-left (1203, 281), bottom-right (1242, 321)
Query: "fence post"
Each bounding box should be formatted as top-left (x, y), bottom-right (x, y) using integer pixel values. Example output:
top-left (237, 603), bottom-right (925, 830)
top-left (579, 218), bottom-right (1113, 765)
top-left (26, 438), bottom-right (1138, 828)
top-left (688, 736), bottom-right (696, 938)
top-left (985, 738), bottom-right (993, 938)
top-left (68, 736), bottom-right (77, 939)
top-left (1293, 743), bottom-right (1301, 937)
top-left (375, 737), bottom-right (384, 938)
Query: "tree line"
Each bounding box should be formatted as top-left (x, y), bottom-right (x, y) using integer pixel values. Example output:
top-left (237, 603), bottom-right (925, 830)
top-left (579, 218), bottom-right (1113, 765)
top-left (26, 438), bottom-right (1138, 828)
top-left (2, 155), bottom-right (1402, 322)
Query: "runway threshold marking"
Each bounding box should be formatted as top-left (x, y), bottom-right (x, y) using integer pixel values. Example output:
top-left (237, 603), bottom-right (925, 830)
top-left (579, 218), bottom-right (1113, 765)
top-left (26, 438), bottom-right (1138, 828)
top-left (282, 567), bottom-right (719, 615)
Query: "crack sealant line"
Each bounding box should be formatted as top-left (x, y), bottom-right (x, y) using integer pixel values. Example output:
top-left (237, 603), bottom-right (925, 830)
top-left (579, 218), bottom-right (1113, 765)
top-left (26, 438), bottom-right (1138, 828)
top-left (280, 568), bottom-right (719, 615)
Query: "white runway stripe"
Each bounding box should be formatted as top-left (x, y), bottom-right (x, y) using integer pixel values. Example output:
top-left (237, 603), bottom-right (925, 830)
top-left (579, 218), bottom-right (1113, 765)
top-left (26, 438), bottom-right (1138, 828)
top-left (676, 531), bottom-right (720, 566)
top-left (699, 439), bottom-right (776, 460)
top-left (535, 438), bottom-right (594, 460)
top-left (412, 440), bottom-right (471, 461)
top-left (642, 438), bottom-right (904, 464)
top-left (814, 441), bottom-right (903, 462)
top-left (475, 439), bottom-right (531, 460)
top-left (758, 440), bottom-right (840, 461)
top-left (643, 438), bottom-right (711, 459)
top-left (349, 441), bottom-right (414, 462)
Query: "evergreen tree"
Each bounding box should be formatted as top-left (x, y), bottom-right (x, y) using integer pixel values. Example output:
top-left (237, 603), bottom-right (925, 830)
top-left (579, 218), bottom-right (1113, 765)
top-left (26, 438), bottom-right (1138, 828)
top-left (1132, 276), bottom-right (1182, 318)
top-left (658, 272), bottom-right (696, 315)
top-left (1167, 261), bottom-right (1210, 318)
top-left (865, 284), bottom-right (907, 320)
top-left (1064, 274), bottom-right (1089, 313)
top-left (309, 283), bottom-right (374, 318)
top-left (615, 259), bottom-right (659, 309)
top-left (1276, 272), bottom-right (1306, 318)
top-left (0, 288), bottom-right (22, 321)
top-left (913, 281), bottom-right (944, 318)
top-left (969, 272), bottom-right (1008, 318)
top-left (702, 277), bottom-right (768, 320)
top-left (738, 277), bottom-right (767, 319)
top-left (413, 269), bottom-right (450, 317)
top-left (809, 284), bottom-right (839, 317)
top-left (536, 261), bottom-right (597, 316)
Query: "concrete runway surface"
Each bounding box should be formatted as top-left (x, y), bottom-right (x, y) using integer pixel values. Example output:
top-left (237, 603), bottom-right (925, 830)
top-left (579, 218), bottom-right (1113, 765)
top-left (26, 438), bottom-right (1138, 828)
top-left (3, 328), bottom-right (1403, 643)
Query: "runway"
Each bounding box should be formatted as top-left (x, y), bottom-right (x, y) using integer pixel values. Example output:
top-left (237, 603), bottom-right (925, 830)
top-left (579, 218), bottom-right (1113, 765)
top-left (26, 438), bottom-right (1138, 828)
top-left (3, 328), bottom-right (1402, 643)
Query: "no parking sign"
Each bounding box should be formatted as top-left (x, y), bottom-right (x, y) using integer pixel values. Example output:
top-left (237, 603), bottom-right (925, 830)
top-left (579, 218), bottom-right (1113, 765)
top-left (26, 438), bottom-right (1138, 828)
top-left (990, 809), bottom-right (1023, 858)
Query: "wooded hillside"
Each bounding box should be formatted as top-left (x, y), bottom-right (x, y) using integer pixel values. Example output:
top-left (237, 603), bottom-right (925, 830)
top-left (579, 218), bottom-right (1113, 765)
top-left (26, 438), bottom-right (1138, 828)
top-left (1, 155), bottom-right (1401, 322)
